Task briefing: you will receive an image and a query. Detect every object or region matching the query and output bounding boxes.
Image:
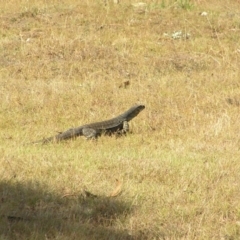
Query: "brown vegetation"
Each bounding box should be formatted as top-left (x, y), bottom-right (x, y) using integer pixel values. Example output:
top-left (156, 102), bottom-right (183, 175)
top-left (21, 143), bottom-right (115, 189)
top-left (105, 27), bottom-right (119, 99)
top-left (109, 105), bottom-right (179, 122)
top-left (1, 0), bottom-right (240, 239)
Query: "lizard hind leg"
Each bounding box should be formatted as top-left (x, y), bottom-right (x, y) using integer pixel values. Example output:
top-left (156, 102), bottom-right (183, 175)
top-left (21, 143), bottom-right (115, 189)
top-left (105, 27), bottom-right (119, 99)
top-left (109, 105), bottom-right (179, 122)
top-left (82, 128), bottom-right (98, 139)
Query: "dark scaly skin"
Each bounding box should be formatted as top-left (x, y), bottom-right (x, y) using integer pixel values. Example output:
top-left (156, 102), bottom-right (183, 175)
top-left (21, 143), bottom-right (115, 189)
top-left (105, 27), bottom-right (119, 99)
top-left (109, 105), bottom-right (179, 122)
top-left (33, 104), bottom-right (145, 144)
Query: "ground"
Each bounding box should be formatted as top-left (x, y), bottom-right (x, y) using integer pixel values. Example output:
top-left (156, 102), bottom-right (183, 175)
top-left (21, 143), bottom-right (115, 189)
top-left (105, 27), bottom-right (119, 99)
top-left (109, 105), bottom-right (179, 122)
top-left (1, 0), bottom-right (240, 239)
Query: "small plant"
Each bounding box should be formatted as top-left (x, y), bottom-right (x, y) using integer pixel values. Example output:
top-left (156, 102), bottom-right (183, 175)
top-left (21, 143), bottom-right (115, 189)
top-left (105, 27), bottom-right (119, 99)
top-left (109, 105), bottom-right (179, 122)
top-left (177, 0), bottom-right (193, 10)
top-left (149, 1), bottom-right (167, 10)
top-left (149, 0), bottom-right (193, 10)
top-left (161, 0), bottom-right (166, 8)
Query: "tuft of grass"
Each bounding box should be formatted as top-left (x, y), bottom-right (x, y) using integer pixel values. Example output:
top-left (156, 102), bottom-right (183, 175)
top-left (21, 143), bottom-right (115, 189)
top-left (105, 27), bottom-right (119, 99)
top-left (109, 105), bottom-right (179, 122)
top-left (149, 0), bottom-right (194, 10)
top-left (177, 0), bottom-right (194, 10)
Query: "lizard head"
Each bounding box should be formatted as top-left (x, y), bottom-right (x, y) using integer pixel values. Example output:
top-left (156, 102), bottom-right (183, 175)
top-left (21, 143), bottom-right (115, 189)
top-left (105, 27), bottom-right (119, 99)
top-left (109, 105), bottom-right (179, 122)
top-left (125, 104), bottom-right (145, 121)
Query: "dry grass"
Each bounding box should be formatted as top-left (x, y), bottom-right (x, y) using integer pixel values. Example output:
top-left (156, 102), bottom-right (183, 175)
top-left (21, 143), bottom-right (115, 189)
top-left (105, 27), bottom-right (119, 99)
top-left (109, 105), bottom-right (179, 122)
top-left (1, 0), bottom-right (240, 239)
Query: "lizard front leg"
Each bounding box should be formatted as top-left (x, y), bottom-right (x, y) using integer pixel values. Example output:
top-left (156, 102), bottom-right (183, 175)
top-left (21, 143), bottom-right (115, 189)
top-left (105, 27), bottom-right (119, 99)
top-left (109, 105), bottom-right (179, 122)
top-left (122, 121), bottom-right (129, 134)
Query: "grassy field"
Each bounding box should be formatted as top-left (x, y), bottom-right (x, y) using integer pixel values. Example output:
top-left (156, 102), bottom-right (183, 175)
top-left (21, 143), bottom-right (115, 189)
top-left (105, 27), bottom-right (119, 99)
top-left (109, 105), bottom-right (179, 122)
top-left (1, 0), bottom-right (240, 239)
